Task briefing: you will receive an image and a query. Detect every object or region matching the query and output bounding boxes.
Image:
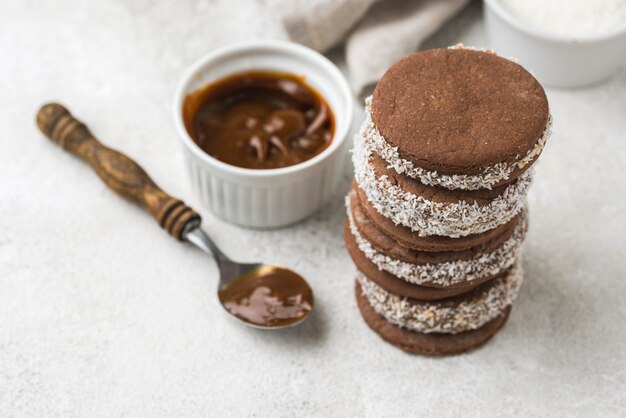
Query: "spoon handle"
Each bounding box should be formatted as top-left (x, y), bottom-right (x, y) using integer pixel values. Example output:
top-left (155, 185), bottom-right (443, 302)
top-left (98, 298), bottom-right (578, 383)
top-left (36, 102), bottom-right (201, 240)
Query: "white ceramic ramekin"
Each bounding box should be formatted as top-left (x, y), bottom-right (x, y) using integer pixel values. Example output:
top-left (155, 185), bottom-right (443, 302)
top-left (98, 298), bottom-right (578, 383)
top-left (174, 40), bottom-right (353, 228)
top-left (484, 0), bottom-right (626, 87)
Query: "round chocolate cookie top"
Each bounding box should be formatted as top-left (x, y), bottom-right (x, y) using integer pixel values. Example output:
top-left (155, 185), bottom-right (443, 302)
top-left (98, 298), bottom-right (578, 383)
top-left (371, 48), bottom-right (549, 176)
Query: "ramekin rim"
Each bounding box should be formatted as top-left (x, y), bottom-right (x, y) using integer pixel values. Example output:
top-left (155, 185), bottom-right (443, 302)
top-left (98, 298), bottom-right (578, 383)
top-left (173, 39), bottom-right (353, 177)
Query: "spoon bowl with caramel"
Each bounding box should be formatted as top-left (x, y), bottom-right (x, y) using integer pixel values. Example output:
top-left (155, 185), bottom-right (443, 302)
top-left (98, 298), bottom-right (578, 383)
top-left (185, 226), bottom-right (314, 329)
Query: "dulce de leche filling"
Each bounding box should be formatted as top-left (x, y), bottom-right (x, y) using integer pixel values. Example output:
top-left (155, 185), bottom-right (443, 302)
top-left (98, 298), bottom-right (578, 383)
top-left (183, 70), bottom-right (335, 170)
top-left (218, 266), bottom-right (313, 327)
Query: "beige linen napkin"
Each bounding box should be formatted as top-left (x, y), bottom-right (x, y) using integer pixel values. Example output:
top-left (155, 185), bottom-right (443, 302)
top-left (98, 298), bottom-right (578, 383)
top-left (261, 0), bottom-right (470, 97)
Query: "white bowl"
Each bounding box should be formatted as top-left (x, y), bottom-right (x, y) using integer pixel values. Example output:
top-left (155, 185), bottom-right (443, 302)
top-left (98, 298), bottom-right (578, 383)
top-left (173, 40), bottom-right (353, 228)
top-left (484, 0), bottom-right (626, 87)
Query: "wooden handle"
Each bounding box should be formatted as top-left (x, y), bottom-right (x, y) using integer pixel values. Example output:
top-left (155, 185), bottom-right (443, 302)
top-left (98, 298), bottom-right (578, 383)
top-left (36, 103), bottom-right (201, 240)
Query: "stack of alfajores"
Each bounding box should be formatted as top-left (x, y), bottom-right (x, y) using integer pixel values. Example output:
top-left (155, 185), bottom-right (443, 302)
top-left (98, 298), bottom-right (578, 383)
top-left (345, 46), bottom-right (551, 355)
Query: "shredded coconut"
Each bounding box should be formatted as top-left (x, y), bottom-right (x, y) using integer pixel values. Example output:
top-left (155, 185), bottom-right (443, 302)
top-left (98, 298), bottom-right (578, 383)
top-left (362, 98), bottom-right (552, 191)
top-left (352, 124), bottom-right (531, 237)
top-left (498, 0), bottom-right (626, 38)
top-left (356, 262), bottom-right (523, 334)
top-left (346, 193), bottom-right (527, 286)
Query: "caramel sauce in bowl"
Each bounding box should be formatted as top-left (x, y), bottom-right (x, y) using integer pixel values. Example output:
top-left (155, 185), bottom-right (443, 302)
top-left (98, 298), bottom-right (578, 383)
top-left (173, 40), bottom-right (353, 228)
top-left (183, 71), bottom-right (335, 170)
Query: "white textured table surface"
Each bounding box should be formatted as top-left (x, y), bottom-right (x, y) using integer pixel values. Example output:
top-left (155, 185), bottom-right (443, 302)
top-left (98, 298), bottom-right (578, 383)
top-left (1, 1), bottom-right (625, 416)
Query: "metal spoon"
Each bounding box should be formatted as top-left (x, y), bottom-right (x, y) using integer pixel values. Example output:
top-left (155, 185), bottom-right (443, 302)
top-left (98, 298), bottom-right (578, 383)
top-left (36, 103), bottom-right (314, 329)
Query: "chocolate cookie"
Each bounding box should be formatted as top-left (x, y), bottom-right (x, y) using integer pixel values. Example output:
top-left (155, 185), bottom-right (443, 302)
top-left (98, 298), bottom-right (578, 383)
top-left (369, 47), bottom-right (551, 190)
top-left (356, 282), bottom-right (512, 356)
top-left (344, 221), bottom-right (500, 300)
top-left (348, 187), bottom-right (525, 264)
top-left (356, 263), bottom-right (521, 334)
top-left (352, 125), bottom-right (529, 237)
top-left (355, 185), bottom-right (521, 252)
top-left (370, 152), bottom-right (512, 205)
